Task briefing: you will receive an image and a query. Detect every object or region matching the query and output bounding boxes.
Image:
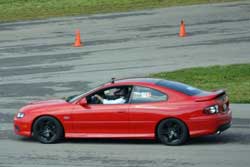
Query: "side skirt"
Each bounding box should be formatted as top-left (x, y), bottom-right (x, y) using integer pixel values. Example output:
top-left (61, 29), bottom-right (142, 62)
top-left (65, 133), bottom-right (155, 139)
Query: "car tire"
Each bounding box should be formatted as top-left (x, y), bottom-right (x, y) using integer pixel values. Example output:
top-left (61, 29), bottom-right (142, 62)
top-left (33, 116), bottom-right (64, 144)
top-left (157, 118), bottom-right (188, 146)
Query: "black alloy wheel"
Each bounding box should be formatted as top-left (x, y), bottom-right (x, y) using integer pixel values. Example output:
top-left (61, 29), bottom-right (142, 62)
top-left (157, 118), bottom-right (188, 146)
top-left (33, 116), bottom-right (63, 144)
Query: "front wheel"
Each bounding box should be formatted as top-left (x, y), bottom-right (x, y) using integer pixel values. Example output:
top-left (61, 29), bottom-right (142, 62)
top-left (32, 116), bottom-right (64, 144)
top-left (157, 118), bottom-right (188, 146)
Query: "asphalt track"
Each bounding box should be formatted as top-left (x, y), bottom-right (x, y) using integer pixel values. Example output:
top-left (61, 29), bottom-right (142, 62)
top-left (0, 1), bottom-right (250, 167)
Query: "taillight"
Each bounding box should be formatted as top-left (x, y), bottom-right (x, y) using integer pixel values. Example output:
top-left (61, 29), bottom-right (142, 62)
top-left (204, 105), bottom-right (219, 114)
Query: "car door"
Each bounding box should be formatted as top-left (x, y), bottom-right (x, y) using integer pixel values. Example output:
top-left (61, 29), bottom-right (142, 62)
top-left (128, 86), bottom-right (168, 137)
top-left (71, 86), bottom-right (132, 137)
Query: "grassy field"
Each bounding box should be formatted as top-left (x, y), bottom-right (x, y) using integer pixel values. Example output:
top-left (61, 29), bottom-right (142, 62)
top-left (150, 64), bottom-right (250, 103)
top-left (0, 0), bottom-right (241, 22)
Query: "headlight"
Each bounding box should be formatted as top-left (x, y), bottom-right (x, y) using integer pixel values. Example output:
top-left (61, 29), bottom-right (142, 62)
top-left (16, 112), bottom-right (25, 118)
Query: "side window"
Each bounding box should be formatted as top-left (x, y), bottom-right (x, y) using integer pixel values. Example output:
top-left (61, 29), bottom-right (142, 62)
top-left (130, 86), bottom-right (167, 104)
top-left (86, 86), bottom-right (132, 104)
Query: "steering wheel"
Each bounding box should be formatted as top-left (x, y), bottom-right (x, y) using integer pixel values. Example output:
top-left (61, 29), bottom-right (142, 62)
top-left (91, 95), bottom-right (102, 104)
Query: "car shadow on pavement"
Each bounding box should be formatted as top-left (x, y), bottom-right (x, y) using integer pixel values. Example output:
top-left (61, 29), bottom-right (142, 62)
top-left (62, 131), bottom-right (250, 145)
top-left (10, 128), bottom-right (250, 145)
top-left (15, 137), bottom-right (159, 145)
top-left (187, 130), bottom-right (250, 145)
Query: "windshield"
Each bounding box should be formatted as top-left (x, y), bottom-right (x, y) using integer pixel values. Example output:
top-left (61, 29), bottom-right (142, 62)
top-left (65, 94), bottom-right (79, 102)
top-left (66, 86), bottom-right (101, 103)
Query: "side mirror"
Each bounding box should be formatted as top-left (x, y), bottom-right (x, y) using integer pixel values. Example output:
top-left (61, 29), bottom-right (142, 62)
top-left (79, 98), bottom-right (87, 106)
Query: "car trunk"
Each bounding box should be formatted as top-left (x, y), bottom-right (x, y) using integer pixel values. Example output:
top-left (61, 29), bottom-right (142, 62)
top-left (194, 90), bottom-right (229, 113)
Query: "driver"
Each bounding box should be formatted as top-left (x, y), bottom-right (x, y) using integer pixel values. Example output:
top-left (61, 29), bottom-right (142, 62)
top-left (94, 88), bottom-right (128, 104)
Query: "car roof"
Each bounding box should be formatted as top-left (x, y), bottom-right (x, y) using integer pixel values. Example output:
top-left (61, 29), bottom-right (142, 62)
top-left (103, 77), bottom-right (203, 96)
top-left (102, 77), bottom-right (160, 87)
top-left (115, 78), bottom-right (162, 84)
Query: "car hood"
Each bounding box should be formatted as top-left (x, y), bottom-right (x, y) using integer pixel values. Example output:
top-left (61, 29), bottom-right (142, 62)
top-left (20, 99), bottom-right (68, 112)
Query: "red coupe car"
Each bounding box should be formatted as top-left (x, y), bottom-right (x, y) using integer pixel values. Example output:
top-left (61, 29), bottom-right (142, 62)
top-left (14, 78), bottom-right (232, 145)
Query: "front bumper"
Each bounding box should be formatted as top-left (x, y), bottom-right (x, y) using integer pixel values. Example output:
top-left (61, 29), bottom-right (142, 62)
top-left (13, 117), bottom-right (32, 137)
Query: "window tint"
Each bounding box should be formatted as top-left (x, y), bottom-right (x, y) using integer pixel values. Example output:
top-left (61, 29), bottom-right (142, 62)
top-left (86, 86), bottom-right (132, 104)
top-left (131, 86), bottom-right (167, 104)
top-left (156, 80), bottom-right (202, 96)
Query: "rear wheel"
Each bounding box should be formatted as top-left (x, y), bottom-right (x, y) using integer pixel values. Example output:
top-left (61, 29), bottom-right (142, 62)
top-left (157, 118), bottom-right (188, 146)
top-left (33, 116), bottom-right (64, 144)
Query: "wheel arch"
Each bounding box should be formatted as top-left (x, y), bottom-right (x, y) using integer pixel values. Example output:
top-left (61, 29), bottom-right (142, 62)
top-left (31, 115), bottom-right (65, 137)
top-left (154, 117), bottom-right (190, 140)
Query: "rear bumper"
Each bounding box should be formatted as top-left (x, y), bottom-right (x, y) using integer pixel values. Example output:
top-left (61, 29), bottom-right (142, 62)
top-left (217, 122), bottom-right (231, 132)
top-left (188, 109), bottom-right (232, 137)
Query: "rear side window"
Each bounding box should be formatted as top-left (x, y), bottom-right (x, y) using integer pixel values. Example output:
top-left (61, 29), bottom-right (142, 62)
top-left (156, 80), bottom-right (202, 96)
top-left (130, 86), bottom-right (167, 104)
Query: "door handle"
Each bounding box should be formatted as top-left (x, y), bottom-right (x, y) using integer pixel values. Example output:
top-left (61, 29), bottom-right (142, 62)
top-left (117, 111), bottom-right (126, 113)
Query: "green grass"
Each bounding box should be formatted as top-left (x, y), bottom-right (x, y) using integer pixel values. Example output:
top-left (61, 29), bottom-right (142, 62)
top-left (0, 0), bottom-right (241, 22)
top-left (150, 64), bottom-right (250, 103)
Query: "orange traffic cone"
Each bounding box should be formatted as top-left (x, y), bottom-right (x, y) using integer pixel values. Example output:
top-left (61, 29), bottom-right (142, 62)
top-left (73, 29), bottom-right (83, 47)
top-left (179, 20), bottom-right (187, 37)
